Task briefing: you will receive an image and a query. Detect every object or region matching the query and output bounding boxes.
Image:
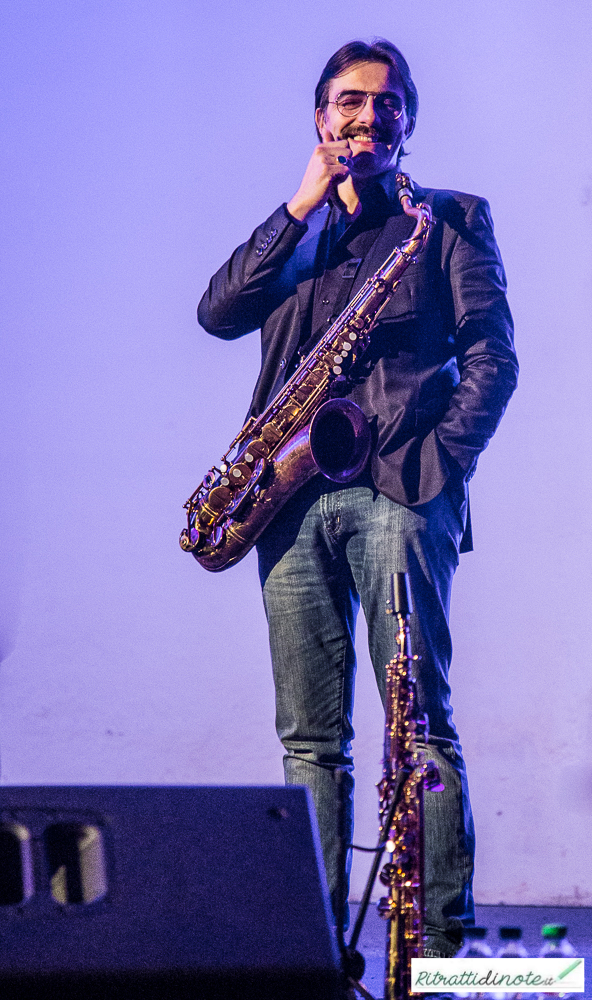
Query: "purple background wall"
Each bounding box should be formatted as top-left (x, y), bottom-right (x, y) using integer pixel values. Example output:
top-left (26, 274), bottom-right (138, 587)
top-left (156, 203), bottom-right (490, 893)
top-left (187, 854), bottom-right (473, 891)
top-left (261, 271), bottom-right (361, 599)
top-left (1, 1), bottom-right (591, 904)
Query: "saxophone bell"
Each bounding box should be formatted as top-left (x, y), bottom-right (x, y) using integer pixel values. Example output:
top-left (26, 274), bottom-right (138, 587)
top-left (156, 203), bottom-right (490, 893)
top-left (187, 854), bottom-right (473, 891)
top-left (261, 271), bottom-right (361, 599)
top-left (182, 174), bottom-right (432, 572)
top-left (309, 398), bottom-right (371, 483)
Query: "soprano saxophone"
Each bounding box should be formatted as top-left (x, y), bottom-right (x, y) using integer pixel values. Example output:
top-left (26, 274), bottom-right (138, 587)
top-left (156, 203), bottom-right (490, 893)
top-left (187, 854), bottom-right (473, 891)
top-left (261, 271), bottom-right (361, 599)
top-left (377, 573), bottom-right (443, 1000)
top-left (180, 175), bottom-right (432, 572)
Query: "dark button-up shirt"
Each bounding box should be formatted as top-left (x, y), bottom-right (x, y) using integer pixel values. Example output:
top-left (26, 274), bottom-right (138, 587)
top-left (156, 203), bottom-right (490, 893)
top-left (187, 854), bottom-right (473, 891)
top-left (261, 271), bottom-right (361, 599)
top-left (198, 169), bottom-right (518, 509)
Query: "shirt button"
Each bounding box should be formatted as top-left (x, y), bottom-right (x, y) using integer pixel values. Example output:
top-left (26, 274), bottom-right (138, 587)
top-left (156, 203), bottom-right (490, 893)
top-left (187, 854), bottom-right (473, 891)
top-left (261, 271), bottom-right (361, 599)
top-left (322, 298), bottom-right (330, 305)
top-left (279, 357), bottom-right (287, 369)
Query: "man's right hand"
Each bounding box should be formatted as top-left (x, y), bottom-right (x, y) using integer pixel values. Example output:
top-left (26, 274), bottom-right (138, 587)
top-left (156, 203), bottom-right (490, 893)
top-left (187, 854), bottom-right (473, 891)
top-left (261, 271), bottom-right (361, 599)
top-left (286, 129), bottom-right (352, 223)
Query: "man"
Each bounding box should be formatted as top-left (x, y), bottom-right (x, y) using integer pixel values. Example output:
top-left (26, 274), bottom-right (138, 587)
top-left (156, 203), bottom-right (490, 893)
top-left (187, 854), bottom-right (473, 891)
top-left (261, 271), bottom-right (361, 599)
top-left (198, 39), bottom-right (518, 958)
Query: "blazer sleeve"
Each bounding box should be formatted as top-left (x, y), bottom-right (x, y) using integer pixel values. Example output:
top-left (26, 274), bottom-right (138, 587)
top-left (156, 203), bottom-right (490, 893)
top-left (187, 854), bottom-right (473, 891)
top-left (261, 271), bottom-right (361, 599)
top-left (197, 205), bottom-right (308, 340)
top-left (434, 195), bottom-right (518, 478)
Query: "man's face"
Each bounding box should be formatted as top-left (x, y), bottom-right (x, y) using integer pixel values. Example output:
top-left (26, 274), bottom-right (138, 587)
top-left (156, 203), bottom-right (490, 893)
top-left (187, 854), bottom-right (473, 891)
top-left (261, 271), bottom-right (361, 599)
top-left (315, 60), bottom-right (414, 179)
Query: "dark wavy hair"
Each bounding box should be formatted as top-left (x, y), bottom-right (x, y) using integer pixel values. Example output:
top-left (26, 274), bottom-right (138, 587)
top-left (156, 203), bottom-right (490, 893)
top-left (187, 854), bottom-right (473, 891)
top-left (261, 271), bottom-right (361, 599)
top-left (314, 38), bottom-right (418, 151)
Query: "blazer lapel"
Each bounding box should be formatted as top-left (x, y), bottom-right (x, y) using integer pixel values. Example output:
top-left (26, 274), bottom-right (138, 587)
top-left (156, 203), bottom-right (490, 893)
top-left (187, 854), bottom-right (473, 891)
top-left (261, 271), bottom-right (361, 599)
top-left (294, 205), bottom-right (331, 333)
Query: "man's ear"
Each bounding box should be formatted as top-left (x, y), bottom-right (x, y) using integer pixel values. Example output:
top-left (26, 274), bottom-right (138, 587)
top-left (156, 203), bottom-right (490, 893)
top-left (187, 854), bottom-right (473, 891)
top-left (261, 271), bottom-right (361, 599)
top-left (315, 107), bottom-right (329, 141)
top-left (404, 115), bottom-right (416, 139)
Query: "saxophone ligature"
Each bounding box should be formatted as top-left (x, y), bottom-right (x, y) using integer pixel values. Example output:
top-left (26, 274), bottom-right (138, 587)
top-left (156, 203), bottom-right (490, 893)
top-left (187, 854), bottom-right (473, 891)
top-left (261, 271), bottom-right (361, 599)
top-left (180, 176), bottom-right (432, 572)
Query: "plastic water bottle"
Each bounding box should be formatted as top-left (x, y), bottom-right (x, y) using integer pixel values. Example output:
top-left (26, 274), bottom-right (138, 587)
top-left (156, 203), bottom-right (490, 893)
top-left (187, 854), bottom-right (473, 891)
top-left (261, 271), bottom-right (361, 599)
top-left (489, 926), bottom-right (528, 1000)
top-left (453, 927), bottom-right (493, 999)
top-left (537, 924), bottom-right (576, 1000)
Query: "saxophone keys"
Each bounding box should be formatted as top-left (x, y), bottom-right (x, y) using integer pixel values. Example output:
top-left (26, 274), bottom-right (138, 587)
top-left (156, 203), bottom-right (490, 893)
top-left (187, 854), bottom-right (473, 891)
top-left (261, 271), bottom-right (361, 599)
top-left (397, 856), bottom-right (416, 877)
top-left (197, 488), bottom-right (232, 528)
top-left (209, 525), bottom-right (225, 549)
top-left (379, 863), bottom-right (397, 886)
top-left (206, 485), bottom-right (232, 509)
top-left (228, 462), bottom-right (252, 486)
top-left (197, 504), bottom-right (218, 529)
top-left (179, 528), bottom-right (200, 551)
top-left (244, 438), bottom-right (270, 462)
top-left (377, 896), bottom-right (397, 918)
top-left (261, 422), bottom-right (282, 445)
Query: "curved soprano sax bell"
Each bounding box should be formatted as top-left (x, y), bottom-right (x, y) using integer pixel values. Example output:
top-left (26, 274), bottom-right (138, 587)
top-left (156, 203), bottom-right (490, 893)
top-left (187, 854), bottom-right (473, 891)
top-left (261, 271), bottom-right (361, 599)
top-left (180, 175), bottom-right (433, 572)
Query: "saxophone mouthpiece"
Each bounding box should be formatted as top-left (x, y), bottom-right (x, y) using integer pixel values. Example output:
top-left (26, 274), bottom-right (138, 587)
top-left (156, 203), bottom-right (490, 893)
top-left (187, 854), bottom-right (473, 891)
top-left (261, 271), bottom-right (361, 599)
top-left (395, 172), bottom-right (414, 203)
top-left (390, 572), bottom-right (413, 617)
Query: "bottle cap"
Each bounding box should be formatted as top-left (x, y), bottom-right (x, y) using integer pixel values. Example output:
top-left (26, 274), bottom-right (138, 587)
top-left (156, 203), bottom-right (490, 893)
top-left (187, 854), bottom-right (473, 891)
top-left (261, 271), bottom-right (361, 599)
top-left (541, 924), bottom-right (567, 939)
top-left (499, 926), bottom-right (522, 940)
top-left (464, 926), bottom-right (488, 939)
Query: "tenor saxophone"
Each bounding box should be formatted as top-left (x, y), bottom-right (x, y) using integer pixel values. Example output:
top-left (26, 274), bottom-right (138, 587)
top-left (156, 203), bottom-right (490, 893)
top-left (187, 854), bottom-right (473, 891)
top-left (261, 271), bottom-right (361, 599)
top-left (377, 573), bottom-right (443, 1000)
top-left (180, 175), bottom-right (432, 572)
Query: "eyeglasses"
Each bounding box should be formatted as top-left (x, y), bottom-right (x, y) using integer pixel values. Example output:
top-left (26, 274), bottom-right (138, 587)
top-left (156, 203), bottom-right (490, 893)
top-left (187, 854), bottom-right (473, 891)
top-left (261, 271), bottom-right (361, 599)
top-left (327, 91), bottom-right (404, 119)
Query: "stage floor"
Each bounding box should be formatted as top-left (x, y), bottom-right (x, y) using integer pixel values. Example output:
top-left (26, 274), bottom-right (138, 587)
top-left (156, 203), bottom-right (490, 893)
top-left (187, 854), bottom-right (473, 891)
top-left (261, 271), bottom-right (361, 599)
top-left (348, 903), bottom-right (592, 1000)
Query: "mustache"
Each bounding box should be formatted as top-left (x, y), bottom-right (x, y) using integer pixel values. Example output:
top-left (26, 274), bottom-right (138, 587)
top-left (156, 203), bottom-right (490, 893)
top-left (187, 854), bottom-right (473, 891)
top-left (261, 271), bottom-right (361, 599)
top-left (339, 124), bottom-right (392, 143)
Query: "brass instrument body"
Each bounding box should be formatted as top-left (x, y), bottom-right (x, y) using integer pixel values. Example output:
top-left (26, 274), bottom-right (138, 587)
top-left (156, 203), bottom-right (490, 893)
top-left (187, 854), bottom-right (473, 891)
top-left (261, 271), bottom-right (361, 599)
top-left (181, 175), bottom-right (433, 573)
top-left (378, 603), bottom-right (443, 1000)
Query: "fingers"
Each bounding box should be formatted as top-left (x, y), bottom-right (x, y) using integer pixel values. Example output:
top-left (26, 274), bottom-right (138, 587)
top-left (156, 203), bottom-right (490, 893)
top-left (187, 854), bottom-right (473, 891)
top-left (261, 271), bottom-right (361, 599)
top-left (323, 140), bottom-right (352, 167)
top-left (310, 140), bottom-right (353, 181)
top-left (320, 124), bottom-right (352, 162)
top-left (334, 145), bottom-right (353, 172)
top-left (286, 140), bottom-right (352, 221)
top-left (320, 123), bottom-right (335, 144)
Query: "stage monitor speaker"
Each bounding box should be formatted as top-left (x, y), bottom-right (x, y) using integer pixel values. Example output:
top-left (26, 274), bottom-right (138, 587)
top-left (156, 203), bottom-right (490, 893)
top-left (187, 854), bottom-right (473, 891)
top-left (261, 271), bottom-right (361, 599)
top-left (0, 785), bottom-right (341, 999)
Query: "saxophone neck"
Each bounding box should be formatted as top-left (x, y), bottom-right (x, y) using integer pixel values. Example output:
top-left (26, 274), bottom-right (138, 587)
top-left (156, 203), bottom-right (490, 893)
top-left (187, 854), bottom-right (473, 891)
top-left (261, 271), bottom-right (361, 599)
top-left (395, 172), bottom-right (433, 242)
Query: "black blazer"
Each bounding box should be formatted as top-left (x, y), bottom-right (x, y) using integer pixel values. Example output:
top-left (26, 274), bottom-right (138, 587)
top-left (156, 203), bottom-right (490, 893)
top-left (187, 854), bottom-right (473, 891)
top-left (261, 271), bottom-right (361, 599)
top-left (198, 170), bottom-right (518, 509)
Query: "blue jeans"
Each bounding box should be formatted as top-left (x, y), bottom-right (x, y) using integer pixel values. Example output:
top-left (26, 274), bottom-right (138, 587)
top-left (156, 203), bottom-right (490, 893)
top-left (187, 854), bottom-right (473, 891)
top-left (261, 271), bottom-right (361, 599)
top-left (257, 473), bottom-right (475, 957)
